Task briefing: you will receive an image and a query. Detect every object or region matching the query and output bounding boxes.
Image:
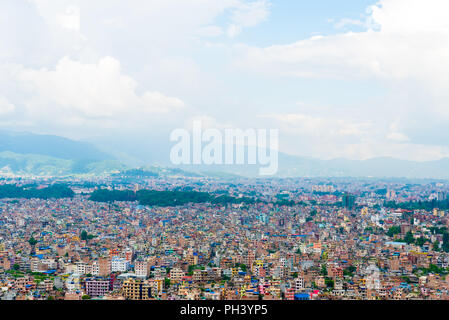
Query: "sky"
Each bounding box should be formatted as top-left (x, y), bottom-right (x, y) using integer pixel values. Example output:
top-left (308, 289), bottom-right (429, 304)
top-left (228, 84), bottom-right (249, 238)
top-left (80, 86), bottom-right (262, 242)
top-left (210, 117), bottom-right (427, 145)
top-left (1, 0), bottom-right (449, 162)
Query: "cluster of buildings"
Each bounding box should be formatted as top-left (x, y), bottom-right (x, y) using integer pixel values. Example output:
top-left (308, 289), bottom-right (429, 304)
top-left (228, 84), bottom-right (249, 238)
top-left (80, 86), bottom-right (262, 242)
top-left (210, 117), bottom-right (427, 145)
top-left (0, 176), bottom-right (449, 300)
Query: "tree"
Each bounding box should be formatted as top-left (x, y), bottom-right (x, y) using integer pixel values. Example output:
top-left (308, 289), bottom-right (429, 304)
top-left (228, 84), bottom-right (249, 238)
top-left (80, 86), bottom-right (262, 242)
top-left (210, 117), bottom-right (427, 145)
top-left (365, 227), bottom-right (373, 233)
top-left (443, 232), bottom-right (449, 253)
top-left (433, 241), bottom-right (441, 252)
top-left (387, 226), bottom-right (401, 237)
top-left (235, 263), bottom-right (247, 272)
top-left (416, 237), bottom-right (427, 247)
top-left (325, 278), bottom-right (334, 289)
top-left (344, 265), bottom-right (357, 277)
top-left (404, 231), bottom-right (415, 244)
top-left (82, 295), bottom-right (91, 300)
top-left (13, 264), bottom-right (20, 271)
top-left (321, 264), bottom-right (328, 276)
top-left (80, 230), bottom-right (88, 241)
top-left (28, 237), bottom-right (37, 246)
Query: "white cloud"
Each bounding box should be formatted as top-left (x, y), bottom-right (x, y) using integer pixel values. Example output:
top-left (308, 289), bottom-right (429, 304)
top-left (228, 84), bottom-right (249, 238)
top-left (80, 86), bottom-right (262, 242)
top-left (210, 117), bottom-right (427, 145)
top-left (257, 111), bottom-right (449, 161)
top-left (195, 26), bottom-right (224, 38)
top-left (230, 0), bottom-right (270, 27)
top-left (334, 18), bottom-right (365, 29)
top-left (27, 0), bottom-right (270, 44)
top-left (386, 121), bottom-right (409, 142)
top-left (233, 0), bottom-right (449, 159)
top-left (56, 5), bottom-right (80, 32)
top-left (0, 0), bottom-right (271, 125)
top-left (226, 0), bottom-right (270, 38)
top-left (234, 0), bottom-right (449, 84)
top-left (9, 56), bottom-right (185, 127)
top-left (260, 113), bottom-right (372, 140)
top-left (0, 97), bottom-right (15, 116)
top-left (386, 131), bottom-right (409, 142)
top-left (5, 0), bottom-right (448, 162)
top-left (227, 24), bottom-right (242, 38)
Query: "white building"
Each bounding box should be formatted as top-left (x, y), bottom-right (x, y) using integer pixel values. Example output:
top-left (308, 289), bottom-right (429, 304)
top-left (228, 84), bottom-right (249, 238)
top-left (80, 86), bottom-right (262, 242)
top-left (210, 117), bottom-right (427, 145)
top-left (111, 257), bottom-right (130, 272)
top-left (91, 261), bottom-right (100, 276)
top-left (75, 262), bottom-right (87, 275)
top-left (294, 277), bottom-right (304, 291)
top-left (134, 261), bottom-right (148, 277)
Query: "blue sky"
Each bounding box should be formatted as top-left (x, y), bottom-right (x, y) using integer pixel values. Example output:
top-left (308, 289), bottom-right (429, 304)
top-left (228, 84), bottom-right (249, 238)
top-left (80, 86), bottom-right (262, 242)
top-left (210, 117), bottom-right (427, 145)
top-left (235, 0), bottom-right (376, 46)
top-left (1, 0), bottom-right (449, 162)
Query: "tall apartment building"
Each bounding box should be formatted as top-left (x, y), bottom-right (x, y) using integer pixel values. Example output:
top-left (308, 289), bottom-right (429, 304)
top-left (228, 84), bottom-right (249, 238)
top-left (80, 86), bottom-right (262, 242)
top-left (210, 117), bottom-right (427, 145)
top-left (169, 267), bottom-right (185, 282)
top-left (91, 261), bottom-right (100, 276)
top-left (85, 279), bottom-right (110, 297)
top-left (111, 257), bottom-right (130, 272)
top-left (99, 258), bottom-right (111, 276)
top-left (342, 193), bottom-right (356, 210)
top-left (122, 279), bottom-right (152, 300)
top-left (294, 277), bottom-right (304, 291)
top-left (134, 260), bottom-right (148, 277)
top-left (124, 248), bottom-right (133, 262)
top-left (75, 261), bottom-right (87, 275)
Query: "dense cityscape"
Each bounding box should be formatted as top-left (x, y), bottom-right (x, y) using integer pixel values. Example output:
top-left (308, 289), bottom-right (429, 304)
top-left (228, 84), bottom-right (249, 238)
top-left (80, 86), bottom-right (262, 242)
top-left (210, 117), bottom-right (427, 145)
top-left (2, 0), bottom-right (449, 315)
top-left (1, 172), bottom-right (449, 301)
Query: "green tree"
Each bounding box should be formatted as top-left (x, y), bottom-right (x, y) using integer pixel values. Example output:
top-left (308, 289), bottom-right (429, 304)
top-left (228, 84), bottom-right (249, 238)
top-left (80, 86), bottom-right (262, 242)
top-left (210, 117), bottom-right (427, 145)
top-left (343, 265), bottom-right (356, 277)
top-left (404, 231), bottom-right (415, 244)
top-left (321, 264), bottom-right (328, 276)
top-left (416, 237), bottom-right (427, 247)
top-left (82, 295), bottom-right (91, 300)
top-left (235, 263), bottom-right (247, 272)
top-left (443, 233), bottom-right (449, 253)
top-left (80, 230), bottom-right (88, 241)
top-left (387, 226), bottom-right (401, 237)
top-left (433, 241), bottom-right (441, 252)
top-left (28, 237), bottom-right (37, 246)
top-left (325, 278), bottom-right (334, 289)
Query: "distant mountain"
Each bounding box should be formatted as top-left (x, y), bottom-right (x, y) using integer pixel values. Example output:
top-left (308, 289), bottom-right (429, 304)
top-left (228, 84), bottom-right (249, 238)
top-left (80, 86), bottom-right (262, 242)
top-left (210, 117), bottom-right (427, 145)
top-left (276, 155), bottom-right (449, 179)
top-left (1, 131), bottom-right (448, 179)
top-left (171, 152), bottom-right (449, 180)
top-left (0, 131), bottom-right (112, 161)
top-left (0, 151), bottom-right (127, 177)
top-left (0, 131), bottom-right (125, 176)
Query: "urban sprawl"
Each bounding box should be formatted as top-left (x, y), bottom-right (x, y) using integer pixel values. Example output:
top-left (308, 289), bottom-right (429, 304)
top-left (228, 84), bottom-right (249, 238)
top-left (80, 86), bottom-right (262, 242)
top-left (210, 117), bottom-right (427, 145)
top-left (1, 172), bottom-right (449, 300)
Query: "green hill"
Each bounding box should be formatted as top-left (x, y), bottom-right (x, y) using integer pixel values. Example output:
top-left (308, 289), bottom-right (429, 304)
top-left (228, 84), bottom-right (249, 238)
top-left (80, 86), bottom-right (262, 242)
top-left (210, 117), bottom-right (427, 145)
top-left (0, 151), bottom-right (127, 177)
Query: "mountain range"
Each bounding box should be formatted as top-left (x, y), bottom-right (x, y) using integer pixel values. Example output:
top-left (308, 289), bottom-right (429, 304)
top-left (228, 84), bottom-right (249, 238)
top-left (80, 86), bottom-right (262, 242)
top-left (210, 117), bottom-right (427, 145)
top-left (0, 131), bottom-right (125, 176)
top-left (0, 130), bottom-right (448, 179)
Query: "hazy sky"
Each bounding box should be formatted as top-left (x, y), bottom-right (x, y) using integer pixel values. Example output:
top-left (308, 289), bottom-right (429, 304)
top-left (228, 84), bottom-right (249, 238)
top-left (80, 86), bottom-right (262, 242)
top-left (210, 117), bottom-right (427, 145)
top-left (1, 0), bottom-right (449, 162)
